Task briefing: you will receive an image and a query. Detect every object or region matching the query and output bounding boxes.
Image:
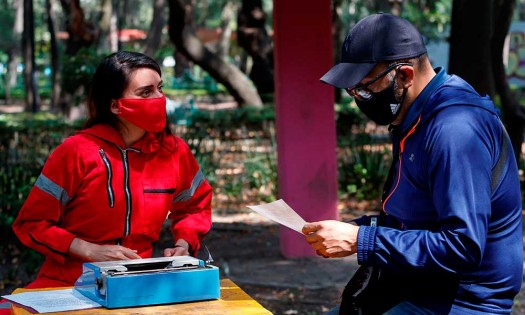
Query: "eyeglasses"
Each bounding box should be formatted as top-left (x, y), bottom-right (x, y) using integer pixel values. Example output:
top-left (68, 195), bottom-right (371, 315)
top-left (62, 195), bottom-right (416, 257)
top-left (346, 62), bottom-right (412, 101)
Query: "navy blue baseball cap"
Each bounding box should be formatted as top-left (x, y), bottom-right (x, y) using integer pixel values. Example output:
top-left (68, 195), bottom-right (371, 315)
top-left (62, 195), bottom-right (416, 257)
top-left (320, 13), bottom-right (427, 89)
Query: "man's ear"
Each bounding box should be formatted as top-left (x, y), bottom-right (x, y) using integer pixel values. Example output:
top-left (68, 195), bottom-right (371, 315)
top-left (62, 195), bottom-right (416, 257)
top-left (110, 100), bottom-right (119, 114)
top-left (398, 65), bottom-right (414, 89)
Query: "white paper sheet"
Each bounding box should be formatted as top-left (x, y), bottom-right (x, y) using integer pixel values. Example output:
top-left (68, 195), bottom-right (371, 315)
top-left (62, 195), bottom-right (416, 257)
top-left (2, 288), bottom-right (101, 313)
top-left (247, 199), bottom-right (306, 233)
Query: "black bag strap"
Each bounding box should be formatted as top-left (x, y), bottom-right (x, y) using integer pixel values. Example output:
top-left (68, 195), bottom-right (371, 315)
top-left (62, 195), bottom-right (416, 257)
top-left (491, 121), bottom-right (510, 192)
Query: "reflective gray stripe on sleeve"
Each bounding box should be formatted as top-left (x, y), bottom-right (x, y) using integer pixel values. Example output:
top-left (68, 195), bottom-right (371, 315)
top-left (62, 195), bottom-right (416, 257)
top-left (173, 169), bottom-right (205, 203)
top-left (35, 173), bottom-right (72, 205)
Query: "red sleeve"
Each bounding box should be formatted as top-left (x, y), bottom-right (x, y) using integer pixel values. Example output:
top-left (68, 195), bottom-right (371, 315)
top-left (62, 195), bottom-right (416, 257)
top-left (168, 138), bottom-right (213, 255)
top-left (12, 138), bottom-right (83, 264)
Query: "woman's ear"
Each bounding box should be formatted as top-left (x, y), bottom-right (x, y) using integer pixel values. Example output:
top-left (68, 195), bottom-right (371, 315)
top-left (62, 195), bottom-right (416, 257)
top-left (110, 100), bottom-right (119, 114)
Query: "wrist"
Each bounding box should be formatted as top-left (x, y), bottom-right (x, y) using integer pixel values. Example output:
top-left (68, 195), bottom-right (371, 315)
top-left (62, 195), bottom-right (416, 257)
top-left (69, 238), bottom-right (93, 260)
top-left (174, 239), bottom-right (191, 253)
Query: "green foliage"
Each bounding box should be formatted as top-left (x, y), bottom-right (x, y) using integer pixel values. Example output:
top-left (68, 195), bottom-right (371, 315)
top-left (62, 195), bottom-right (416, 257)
top-left (173, 105), bottom-right (277, 208)
top-left (338, 145), bottom-right (390, 201)
top-left (338, 1), bottom-right (452, 44)
top-left (403, 0), bottom-right (452, 41)
top-left (0, 85), bottom-right (25, 100)
top-left (61, 48), bottom-right (108, 96)
top-left (195, 1), bottom-right (232, 28)
top-left (19, 249), bottom-right (45, 275)
top-left (187, 104), bottom-right (275, 130)
top-left (335, 100), bottom-right (391, 201)
top-left (335, 101), bottom-right (367, 142)
top-left (164, 70), bottom-right (223, 95)
top-left (0, 72), bottom-right (52, 100)
top-left (152, 46), bottom-right (175, 64)
top-left (0, 9), bottom-right (17, 52)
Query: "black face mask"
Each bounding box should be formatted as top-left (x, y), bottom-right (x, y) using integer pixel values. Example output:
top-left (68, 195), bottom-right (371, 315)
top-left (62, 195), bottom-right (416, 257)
top-left (354, 75), bottom-right (407, 126)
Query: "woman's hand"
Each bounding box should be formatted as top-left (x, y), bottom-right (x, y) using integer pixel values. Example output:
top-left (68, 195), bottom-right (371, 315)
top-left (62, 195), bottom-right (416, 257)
top-left (163, 239), bottom-right (190, 257)
top-left (302, 220), bottom-right (359, 258)
top-left (69, 238), bottom-right (142, 261)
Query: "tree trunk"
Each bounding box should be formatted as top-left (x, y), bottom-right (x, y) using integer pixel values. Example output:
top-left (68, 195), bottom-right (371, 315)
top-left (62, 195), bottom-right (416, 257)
top-left (449, 0), bottom-right (493, 96)
top-left (167, 0), bottom-right (262, 107)
top-left (110, 0), bottom-right (119, 52)
top-left (122, 0), bottom-right (140, 27)
top-left (5, 0), bottom-right (24, 103)
top-left (174, 50), bottom-right (191, 78)
top-left (93, 0), bottom-right (120, 52)
top-left (59, 0), bottom-right (95, 55)
top-left (450, 0), bottom-right (524, 163)
top-left (216, 1), bottom-right (236, 62)
top-left (143, 0), bottom-right (166, 58)
top-left (96, 0), bottom-right (112, 52)
top-left (5, 54), bottom-right (16, 102)
top-left (237, 0), bottom-right (274, 98)
top-left (22, 0), bottom-right (40, 112)
top-left (491, 0), bottom-right (525, 163)
top-left (58, 0), bottom-right (94, 116)
top-left (389, 0), bottom-right (403, 16)
top-left (46, 0), bottom-right (61, 111)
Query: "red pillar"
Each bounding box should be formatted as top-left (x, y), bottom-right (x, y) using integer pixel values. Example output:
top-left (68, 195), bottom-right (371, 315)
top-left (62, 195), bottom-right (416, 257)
top-left (273, 0), bottom-right (338, 258)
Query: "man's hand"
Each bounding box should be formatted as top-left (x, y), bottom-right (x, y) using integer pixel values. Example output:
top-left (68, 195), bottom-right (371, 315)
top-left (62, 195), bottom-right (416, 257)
top-left (302, 220), bottom-right (359, 258)
top-left (69, 238), bottom-right (142, 261)
top-left (163, 239), bottom-right (190, 257)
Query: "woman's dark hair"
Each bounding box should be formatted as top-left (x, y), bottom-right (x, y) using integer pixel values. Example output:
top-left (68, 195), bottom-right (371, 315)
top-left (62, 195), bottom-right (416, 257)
top-left (85, 51), bottom-right (169, 135)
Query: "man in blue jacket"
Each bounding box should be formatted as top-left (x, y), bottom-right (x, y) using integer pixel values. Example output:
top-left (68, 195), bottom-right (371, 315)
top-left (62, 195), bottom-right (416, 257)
top-left (302, 13), bottom-right (523, 315)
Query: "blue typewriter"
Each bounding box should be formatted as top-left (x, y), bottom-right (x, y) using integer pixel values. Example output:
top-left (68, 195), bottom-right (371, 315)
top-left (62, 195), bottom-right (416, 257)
top-left (74, 256), bottom-right (220, 308)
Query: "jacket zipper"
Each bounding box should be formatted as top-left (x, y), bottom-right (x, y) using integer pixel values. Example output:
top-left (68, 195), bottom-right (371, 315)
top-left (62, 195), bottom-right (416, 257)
top-left (382, 116), bottom-right (421, 213)
top-left (119, 148), bottom-right (133, 236)
top-left (99, 149), bottom-right (115, 208)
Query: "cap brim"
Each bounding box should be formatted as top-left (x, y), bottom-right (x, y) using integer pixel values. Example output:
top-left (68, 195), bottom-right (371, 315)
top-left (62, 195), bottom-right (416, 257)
top-left (320, 62), bottom-right (377, 89)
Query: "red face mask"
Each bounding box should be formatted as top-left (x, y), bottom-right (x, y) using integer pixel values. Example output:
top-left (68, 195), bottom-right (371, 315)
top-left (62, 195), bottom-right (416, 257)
top-left (117, 95), bottom-right (167, 132)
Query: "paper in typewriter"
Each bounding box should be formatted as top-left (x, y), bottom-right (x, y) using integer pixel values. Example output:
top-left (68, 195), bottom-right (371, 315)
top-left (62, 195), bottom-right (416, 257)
top-left (247, 199), bottom-right (306, 234)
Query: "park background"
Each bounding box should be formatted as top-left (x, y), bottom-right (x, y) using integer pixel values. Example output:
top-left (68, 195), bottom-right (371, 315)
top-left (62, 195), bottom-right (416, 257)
top-left (2, 0), bottom-right (525, 314)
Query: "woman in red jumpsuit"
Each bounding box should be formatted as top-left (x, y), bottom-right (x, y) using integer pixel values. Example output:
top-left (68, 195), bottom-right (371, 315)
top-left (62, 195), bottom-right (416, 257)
top-left (11, 51), bottom-right (213, 289)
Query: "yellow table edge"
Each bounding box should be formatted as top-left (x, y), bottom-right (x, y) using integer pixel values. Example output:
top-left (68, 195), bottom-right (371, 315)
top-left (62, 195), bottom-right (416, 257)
top-left (10, 278), bottom-right (273, 315)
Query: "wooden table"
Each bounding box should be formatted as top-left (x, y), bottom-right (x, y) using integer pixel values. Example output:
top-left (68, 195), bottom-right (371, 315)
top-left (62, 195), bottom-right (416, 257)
top-left (10, 279), bottom-right (272, 315)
